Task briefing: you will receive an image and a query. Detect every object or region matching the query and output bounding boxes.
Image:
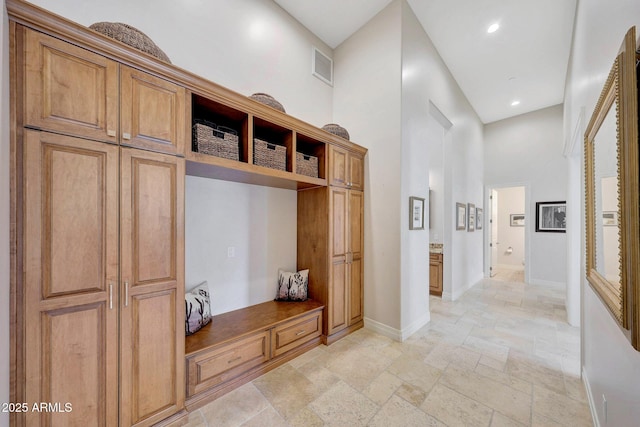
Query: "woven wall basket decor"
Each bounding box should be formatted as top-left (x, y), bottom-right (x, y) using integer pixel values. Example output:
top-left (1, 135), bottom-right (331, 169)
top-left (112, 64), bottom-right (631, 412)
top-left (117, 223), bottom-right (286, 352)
top-left (249, 93), bottom-right (286, 113)
top-left (89, 22), bottom-right (171, 63)
top-left (322, 123), bottom-right (350, 140)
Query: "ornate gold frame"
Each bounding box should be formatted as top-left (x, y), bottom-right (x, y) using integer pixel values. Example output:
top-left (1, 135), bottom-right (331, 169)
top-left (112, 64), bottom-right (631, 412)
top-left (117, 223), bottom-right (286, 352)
top-left (585, 27), bottom-right (640, 349)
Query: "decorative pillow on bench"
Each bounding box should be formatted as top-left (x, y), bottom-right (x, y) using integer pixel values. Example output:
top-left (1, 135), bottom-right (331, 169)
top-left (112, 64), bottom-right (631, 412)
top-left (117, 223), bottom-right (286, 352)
top-left (185, 281), bottom-right (212, 335)
top-left (275, 269), bottom-right (309, 301)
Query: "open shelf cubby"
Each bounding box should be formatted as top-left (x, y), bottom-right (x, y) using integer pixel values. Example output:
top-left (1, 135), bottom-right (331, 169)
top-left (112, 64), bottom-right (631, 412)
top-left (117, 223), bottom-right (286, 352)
top-left (296, 133), bottom-right (326, 180)
top-left (253, 116), bottom-right (294, 173)
top-left (192, 93), bottom-right (249, 163)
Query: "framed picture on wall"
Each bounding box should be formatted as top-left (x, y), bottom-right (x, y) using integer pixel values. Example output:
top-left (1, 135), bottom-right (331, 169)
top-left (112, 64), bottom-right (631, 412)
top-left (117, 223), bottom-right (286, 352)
top-left (409, 196), bottom-right (425, 230)
top-left (602, 211), bottom-right (618, 226)
top-left (476, 208), bottom-right (483, 230)
top-left (468, 203), bottom-right (475, 232)
top-left (456, 202), bottom-right (466, 230)
top-left (510, 214), bottom-right (525, 227)
top-left (535, 201), bottom-right (566, 232)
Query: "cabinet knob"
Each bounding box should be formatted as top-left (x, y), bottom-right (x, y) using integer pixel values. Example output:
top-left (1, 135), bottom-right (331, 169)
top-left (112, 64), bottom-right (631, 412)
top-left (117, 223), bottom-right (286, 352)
top-left (122, 132), bottom-right (131, 140)
top-left (107, 129), bottom-right (116, 137)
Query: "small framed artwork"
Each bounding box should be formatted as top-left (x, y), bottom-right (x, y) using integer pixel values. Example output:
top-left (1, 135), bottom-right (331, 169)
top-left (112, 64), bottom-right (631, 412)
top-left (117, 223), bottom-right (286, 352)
top-left (456, 202), bottom-right (466, 230)
top-left (535, 201), bottom-right (566, 232)
top-left (409, 196), bottom-right (425, 230)
top-left (476, 208), bottom-right (483, 230)
top-left (468, 203), bottom-right (475, 232)
top-left (510, 214), bottom-right (525, 227)
top-left (602, 211), bottom-right (618, 226)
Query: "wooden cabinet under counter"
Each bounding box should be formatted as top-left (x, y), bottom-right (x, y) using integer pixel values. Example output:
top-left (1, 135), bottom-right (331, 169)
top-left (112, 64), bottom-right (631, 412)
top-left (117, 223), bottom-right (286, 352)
top-left (429, 253), bottom-right (443, 296)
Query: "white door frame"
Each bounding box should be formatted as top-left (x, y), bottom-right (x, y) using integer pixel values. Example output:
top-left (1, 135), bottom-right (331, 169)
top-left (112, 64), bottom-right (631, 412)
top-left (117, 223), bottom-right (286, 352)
top-left (484, 182), bottom-right (531, 284)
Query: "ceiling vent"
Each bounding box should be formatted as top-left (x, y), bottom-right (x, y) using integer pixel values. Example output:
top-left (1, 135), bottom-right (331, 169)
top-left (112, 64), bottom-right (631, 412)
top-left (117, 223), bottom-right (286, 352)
top-left (312, 47), bottom-right (333, 86)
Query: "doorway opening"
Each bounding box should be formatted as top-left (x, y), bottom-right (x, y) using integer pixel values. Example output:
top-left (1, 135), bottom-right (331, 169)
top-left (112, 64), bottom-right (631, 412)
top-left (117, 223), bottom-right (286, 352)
top-left (488, 186), bottom-right (527, 283)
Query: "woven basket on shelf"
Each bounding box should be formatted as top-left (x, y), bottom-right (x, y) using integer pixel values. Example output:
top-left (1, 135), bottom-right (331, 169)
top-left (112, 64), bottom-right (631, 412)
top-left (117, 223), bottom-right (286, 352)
top-left (254, 138), bottom-right (286, 170)
top-left (296, 152), bottom-right (319, 178)
top-left (322, 123), bottom-right (350, 140)
top-left (192, 120), bottom-right (239, 161)
top-left (249, 93), bottom-right (286, 113)
top-left (89, 22), bottom-right (171, 63)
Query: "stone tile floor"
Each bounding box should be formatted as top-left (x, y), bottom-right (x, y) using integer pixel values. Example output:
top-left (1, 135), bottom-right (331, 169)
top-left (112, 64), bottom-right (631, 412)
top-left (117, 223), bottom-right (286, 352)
top-left (176, 278), bottom-right (592, 426)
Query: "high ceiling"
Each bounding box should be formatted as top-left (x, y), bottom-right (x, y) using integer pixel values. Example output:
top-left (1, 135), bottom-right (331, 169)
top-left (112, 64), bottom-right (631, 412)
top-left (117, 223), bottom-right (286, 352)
top-left (273, 0), bottom-right (577, 124)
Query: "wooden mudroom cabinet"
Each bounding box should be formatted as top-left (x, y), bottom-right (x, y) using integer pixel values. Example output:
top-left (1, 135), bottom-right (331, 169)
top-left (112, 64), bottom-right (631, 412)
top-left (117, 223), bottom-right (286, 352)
top-left (9, 0), bottom-right (368, 421)
top-left (328, 144), bottom-right (364, 191)
top-left (23, 28), bottom-right (186, 156)
top-left (13, 22), bottom-right (185, 427)
top-left (298, 181), bottom-right (365, 344)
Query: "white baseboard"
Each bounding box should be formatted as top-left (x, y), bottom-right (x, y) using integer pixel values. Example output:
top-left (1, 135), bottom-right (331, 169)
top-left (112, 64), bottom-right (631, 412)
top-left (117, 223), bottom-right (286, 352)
top-left (364, 312), bottom-right (430, 342)
top-left (582, 368), bottom-right (600, 427)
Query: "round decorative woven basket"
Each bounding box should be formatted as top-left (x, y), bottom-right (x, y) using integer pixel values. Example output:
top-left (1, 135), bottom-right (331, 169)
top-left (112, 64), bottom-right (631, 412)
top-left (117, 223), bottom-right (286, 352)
top-left (249, 93), bottom-right (286, 113)
top-left (322, 123), bottom-right (350, 140)
top-left (89, 22), bottom-right (171, 63)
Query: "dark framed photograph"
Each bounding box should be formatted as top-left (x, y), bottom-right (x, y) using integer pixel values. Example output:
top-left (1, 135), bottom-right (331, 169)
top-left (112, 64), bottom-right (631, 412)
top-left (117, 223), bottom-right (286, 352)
top-left (510, 214), bottom-right (525, 227)
top-left (535, 201), bottom-right (566, 232)
top-left (409, 196), bottom-right (425, 230)
top-left (456, 202), bottom-right (466, 230)
top-left (468, 203), bottom-right (475, 231)
top-left (476, 208), bottom-right (483, 230)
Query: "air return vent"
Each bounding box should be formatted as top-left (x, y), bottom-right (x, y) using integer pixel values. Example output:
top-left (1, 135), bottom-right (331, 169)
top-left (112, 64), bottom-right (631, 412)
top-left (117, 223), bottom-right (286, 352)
top-left (312, 47), bottom-right (333, 86)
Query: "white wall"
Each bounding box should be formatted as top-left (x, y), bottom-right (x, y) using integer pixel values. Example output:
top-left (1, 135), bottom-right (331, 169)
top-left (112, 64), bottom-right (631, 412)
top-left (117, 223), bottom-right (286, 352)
top-left (333, 0), bottom-right (484, 339)
top-left (427, 117), bottom-right (444, 244)
top-left (564, 1), bottom-right (640, 425)
top-left (333, 1), bottom-right (403, 334)
top-left (185, 176), bottom-right (296, 315)
top-left (496, 187), bottom-right (525, 269)
top-left (28, 0), bottom-right (334, 127)
top-left (1, 0), bottom-right (10, 425)
top-left (484, 105), bottom-right (567, 286)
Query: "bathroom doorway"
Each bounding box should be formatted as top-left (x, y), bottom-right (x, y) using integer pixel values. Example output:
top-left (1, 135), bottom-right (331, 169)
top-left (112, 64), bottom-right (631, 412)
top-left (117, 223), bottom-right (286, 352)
top-left (488, 186), bottom-right (527, 283)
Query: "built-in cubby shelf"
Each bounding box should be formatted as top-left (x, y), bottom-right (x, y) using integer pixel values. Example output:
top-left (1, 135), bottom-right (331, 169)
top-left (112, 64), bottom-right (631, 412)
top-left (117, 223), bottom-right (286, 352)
top-left (187, 93), bottom-right (329, 189)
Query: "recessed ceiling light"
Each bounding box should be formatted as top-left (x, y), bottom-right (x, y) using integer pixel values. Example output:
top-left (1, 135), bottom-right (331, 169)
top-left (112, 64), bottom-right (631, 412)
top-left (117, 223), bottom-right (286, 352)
top-left (487, 23), bottom-right (500, 34)
top-left (511, 100), bottom-right (520, 106)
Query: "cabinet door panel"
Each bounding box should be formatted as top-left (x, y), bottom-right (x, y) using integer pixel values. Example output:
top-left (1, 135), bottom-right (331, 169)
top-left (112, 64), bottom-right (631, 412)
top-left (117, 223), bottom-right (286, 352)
top-left (330, 188), bottom-right (348, 258)
top-left (329, 260), bottom-right (347, 334)
top-left (120, 148), bottom-right (185, 426)
top-left (24, 29), bottom-right (118, 143)
top-left (348, 153), bottom-right (364, 191)
top-left (23, 130), bottom-right (118, 427)
top-left (348, 191), bottom-right (364, 257)
top-left (349, 258), bottom-right (363, 325)
top-left (123, 289), bottom-right (179, 425)
top-left (329, 145), bottom-right (348, 187)
top-left (120, 67), bottom-right (185, 155)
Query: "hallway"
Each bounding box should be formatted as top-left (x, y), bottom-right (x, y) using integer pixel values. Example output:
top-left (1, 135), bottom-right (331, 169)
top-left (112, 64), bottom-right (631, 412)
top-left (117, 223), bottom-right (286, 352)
top-left (176, 277), bottom-right (591, 426)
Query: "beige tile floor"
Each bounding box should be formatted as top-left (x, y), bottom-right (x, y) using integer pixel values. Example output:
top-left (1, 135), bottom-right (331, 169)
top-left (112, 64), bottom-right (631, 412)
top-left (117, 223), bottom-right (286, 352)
top-left (176, 278), bottom-right (592, 426)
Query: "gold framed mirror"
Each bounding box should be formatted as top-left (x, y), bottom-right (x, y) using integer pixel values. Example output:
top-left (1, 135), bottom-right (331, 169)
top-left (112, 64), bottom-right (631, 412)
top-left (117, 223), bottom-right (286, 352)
top-left (585, 27), bottom-right (640, 349)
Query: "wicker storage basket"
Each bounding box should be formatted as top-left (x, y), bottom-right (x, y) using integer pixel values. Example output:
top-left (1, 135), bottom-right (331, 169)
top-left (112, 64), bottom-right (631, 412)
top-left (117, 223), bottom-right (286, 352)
top-left (89, 22), bottom-right (171, 63)
top-left (254, 139), bottom-right (286, 170)
top-left (249, 93), bottom-right (286, 113)
top-left (322, 123), bottom-right (350, 140)
top-left (296, 152), bottom-right (319, 178)
top-left (192, 121), bottom-right (239, 161)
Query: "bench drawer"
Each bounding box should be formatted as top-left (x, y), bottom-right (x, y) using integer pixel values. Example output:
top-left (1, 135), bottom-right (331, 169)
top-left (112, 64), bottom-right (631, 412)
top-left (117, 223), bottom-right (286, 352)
top-left (271, 311), bottom-right (322, 357)
top-left (187, 331), bottom-right (269, 396)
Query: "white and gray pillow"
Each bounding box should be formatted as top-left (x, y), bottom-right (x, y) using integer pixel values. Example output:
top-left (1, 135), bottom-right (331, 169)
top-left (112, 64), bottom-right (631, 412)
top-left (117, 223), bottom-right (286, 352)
top-left (185, 281), bottom-right (212, 335)
top-left (275, 269), bottom-right (309, 301)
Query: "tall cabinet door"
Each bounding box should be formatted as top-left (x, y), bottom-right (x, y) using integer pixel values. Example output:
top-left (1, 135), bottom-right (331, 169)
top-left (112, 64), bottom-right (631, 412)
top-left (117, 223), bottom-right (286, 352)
top-left (22, 130), bottom-right (119, 426)
top-left (23, 28), bottom-right (118, 144)
top-left (348, 191), bottom-right (364, 325)
top-left (328, 187), bottom-right (349, 334)
top-left (119, 148), bottom-right (185, 426)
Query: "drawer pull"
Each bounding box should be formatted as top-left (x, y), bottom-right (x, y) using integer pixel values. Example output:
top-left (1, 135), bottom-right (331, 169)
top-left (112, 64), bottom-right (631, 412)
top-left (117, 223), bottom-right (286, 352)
top-left (295, 330), bottom-right (306, 336)
top-left (228, 356), bottom-right (242, 364)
